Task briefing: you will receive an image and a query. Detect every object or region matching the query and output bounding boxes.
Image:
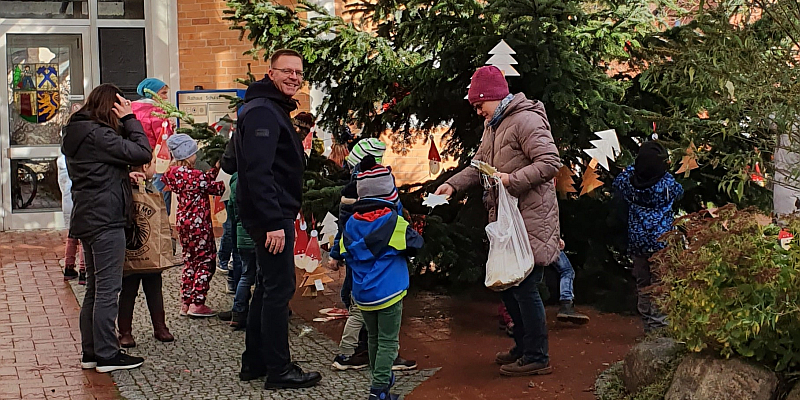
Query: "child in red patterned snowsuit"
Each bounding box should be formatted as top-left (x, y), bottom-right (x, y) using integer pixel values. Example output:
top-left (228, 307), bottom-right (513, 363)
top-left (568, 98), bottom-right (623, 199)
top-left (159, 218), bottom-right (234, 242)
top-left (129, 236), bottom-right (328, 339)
top-left (161, 134), bottom-right (225, 318)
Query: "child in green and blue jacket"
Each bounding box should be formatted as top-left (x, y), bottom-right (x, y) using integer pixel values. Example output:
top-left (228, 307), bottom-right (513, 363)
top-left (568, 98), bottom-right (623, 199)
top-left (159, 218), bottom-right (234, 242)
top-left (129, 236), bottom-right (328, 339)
top-left (331, 158), bottom-right (423, 400)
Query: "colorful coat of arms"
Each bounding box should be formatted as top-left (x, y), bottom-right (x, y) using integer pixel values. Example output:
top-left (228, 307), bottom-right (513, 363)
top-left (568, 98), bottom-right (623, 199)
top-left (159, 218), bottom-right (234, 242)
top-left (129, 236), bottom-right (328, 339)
top-left (11, 63), bottom-right (60, 123)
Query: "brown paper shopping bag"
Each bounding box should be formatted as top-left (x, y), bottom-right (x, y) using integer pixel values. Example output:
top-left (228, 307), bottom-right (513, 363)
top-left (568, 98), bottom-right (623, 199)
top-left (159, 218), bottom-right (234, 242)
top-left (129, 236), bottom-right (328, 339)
top-left (124, 191), bottom-right (183, 274)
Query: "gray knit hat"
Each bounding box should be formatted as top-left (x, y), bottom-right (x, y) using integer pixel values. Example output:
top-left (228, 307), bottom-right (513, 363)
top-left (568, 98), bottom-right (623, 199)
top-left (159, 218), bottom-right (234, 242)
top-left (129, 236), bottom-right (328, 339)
top-left (356, 162), bottom-right (399, 204)
top-left (167, 133), bottom-right (198, 161)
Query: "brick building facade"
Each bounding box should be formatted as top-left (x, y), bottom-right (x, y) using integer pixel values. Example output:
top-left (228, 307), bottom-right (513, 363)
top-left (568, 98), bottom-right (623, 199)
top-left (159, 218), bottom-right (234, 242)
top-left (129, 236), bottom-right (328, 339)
top-left (176, 0), bottom-right (313, 111)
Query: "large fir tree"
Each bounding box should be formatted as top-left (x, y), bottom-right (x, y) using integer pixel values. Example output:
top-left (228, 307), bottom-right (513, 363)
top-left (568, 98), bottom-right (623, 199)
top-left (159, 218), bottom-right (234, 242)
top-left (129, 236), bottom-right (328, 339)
top-left (222, 0), bottom-right (800, 309)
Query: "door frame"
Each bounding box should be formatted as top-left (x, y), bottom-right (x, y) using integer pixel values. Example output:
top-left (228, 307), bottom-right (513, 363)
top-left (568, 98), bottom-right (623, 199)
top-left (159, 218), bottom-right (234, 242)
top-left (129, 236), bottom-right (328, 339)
top-left (0, 25), bottom-right (93, 231)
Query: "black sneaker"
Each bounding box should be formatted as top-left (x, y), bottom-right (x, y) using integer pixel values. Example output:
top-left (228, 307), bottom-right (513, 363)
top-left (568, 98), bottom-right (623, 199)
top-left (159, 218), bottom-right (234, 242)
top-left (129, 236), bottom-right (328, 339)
top-left (218, 311), bottom-right (233, 322)
top-left (80, 354), bottom-right (96, 369)
top-left (78, 271), bottom-right (86, 285)
top-left (64, 267), bottom-right (78, 281)
top-left (392, 356), bottom-right (417, 371)
top-left (332, 353), bottom-right (369, 371)
top-left (95, 350), bottom-right (144, 373)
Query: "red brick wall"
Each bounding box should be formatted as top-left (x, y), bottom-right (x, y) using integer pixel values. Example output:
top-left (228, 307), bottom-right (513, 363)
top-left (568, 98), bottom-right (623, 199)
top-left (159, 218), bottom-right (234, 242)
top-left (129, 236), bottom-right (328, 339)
top-left (176, 0), bottom-right (312, 110)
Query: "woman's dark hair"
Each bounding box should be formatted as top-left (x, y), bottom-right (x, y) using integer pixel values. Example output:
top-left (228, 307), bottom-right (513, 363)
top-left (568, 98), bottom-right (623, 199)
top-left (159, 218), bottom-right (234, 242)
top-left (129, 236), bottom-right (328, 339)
top-left (79, 83), bottom-right (123, 132)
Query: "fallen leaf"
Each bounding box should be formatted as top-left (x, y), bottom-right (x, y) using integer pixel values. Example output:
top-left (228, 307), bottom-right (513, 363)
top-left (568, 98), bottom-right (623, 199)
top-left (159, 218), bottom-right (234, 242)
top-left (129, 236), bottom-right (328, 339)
top-left (754, 214), bottom-right (772, 227)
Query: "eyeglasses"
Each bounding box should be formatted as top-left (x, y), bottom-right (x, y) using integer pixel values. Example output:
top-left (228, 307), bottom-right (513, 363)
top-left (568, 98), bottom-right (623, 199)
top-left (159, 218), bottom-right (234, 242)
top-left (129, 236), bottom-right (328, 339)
top-left (274, 68), bottom-right (305, 78)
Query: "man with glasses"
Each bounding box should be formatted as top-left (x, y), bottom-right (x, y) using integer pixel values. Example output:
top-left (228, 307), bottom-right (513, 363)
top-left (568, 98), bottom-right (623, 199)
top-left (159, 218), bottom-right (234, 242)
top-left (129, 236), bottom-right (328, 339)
top-left (233, 49), bottom-right (322, 389)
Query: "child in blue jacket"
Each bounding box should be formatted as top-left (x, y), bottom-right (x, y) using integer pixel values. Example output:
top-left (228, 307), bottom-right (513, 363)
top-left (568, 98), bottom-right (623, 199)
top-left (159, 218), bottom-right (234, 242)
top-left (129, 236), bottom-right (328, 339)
top-left (613, 141), bottom-right (683, 333)
top-left (331, 159), bottom-right (423, 400)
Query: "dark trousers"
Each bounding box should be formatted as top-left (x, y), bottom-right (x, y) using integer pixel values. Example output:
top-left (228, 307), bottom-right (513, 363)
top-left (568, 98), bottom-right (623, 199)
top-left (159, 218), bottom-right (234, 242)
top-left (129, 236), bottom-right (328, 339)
top-left (633, 254), bottom-right (668, 332)
top-left (240, 220), bottom-right (296, 375)
top-left (80, 228), bottom-right (125, 360)
top-left (119, 273), bottom-right (166, 327)
top-left (500, 265), bottom-right (549, 365)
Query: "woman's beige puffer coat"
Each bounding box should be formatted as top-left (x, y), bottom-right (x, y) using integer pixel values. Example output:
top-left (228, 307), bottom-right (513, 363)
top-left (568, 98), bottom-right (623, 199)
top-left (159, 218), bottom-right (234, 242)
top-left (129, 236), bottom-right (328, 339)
top-left (447, 93), bottom-right (562, 266)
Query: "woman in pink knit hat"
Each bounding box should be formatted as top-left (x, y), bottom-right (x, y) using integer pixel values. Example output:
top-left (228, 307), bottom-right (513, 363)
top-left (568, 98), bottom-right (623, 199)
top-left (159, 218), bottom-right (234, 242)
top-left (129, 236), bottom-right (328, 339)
top-left (435, 65), bottom-right (561, 376)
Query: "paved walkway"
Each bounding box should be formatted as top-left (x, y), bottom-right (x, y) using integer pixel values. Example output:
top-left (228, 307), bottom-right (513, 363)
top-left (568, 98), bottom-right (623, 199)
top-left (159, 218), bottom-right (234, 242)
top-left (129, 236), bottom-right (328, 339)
top-left (1, 231), bottom-right (435, 400)
top-left (0, 231), bottom-right (117, 400)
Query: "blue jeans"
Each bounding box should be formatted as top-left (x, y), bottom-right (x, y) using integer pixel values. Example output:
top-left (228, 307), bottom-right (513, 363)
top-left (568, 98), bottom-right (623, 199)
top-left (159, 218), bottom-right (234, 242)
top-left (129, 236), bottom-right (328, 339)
top-left (233, 248), bottom-right (257, 313)
top-left (501, 265), bottom-right (549, 365)
top-left (552, 251), bottom-right (574, 302)
top-left (218, 201), bottom-right (242, 284)
top-left (152, 173), bottom-right (171, 215)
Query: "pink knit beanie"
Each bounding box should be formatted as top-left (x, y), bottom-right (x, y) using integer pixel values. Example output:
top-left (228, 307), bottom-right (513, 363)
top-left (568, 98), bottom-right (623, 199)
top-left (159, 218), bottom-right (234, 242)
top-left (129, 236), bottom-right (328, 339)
top-left (467, 66), bottom-right (510, 105)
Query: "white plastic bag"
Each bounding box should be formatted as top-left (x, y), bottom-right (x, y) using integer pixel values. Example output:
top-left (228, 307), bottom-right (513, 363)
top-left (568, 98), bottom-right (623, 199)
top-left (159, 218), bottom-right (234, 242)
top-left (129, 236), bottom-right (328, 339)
top-left (484, 180), bottom-right (535, 291)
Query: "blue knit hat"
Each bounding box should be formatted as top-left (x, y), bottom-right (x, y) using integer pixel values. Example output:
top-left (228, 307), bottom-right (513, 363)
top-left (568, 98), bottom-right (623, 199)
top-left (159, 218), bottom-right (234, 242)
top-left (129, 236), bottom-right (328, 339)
top-left (167, 134), bottom-right (198, 161)
top-left (136, 78), bottom-right (167, 98)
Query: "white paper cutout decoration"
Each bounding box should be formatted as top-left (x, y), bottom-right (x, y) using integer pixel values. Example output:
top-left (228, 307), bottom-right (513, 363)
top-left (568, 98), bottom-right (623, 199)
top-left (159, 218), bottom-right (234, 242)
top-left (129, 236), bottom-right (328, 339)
top-left (423, 194), bottom-right (450, 209)
top-left (320, 212), bottom-right (338, 245)
top-left (487, 40), bottom-right (520, 77)
top-left (582, 129), bottom-right (620, 171)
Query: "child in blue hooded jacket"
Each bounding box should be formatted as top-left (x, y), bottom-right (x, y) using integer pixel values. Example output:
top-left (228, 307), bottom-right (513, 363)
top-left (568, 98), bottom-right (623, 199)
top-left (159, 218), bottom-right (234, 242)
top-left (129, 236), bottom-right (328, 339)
top-left (331, 158), bottom-right (423, 400)
top-left (613, 141), bottom-right (683, 333)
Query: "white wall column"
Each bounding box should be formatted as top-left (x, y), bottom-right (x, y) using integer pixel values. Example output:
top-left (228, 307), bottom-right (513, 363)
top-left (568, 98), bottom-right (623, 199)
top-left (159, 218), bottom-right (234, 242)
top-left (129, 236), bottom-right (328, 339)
top-left (309, 0), bottom-right (336, 155)
top-left (148, 0), bottom-right (180, 98)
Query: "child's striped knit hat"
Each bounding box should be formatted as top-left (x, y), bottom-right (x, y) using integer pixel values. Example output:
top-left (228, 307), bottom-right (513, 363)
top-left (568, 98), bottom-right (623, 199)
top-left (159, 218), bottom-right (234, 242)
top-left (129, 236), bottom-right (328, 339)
top-left (347, 138), bottom-right (387, 167)
top-left (356, 157), bottom-right (399, 203)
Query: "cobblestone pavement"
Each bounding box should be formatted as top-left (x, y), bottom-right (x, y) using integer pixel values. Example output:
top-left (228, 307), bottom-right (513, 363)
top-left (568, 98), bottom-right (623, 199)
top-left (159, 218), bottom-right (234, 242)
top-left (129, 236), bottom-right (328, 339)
top-left (68, 249), bottom-right (437, 400)
top-left (0, 231), bottom-right (118, 400)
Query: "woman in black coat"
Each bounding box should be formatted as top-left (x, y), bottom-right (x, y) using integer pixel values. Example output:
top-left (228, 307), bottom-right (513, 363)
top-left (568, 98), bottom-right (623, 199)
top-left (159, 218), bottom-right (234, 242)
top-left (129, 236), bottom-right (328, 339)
top-left (62, 83), bottom-right (152, 373)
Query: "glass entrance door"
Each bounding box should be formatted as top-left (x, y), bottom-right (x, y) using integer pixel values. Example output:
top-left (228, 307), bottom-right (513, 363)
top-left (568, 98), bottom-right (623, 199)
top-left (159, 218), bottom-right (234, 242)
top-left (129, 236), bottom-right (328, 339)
top-left (1, 28), bottom-right (91, 230)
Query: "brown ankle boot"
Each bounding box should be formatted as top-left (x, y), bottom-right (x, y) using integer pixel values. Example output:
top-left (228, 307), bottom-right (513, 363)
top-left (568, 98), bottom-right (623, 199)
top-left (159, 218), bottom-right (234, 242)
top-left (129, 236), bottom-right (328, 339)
top-left (141, 273), bottom-right (174, 342)
top-left (118, 277), bottom-right (138, 348)
top-left (151, 309), bottom-right (174, 342)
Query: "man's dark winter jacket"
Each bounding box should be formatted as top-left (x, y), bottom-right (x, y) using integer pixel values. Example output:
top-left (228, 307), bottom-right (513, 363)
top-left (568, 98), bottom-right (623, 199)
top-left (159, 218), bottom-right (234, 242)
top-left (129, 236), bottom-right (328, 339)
top-left (61, 112), bottom-right (153, 239)
top-left (233, 78), bottom-right (305, 232)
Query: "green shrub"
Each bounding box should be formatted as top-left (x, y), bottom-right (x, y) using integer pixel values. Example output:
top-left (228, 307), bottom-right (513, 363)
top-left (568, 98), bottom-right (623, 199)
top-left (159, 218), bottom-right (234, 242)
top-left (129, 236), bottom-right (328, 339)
top-left (652, 205), bottom-right (800, 371)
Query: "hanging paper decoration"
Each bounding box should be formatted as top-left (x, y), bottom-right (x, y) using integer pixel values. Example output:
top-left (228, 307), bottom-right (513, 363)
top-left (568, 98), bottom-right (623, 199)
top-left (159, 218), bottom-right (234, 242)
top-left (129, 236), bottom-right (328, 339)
top-left (555, 165), bottom-right (578, 199)
top-left (312, 137), bottom-right (325, 155)
top-left (210, 117), bottom-right (234, 139)
top-left (296, 229), bottom-right (322, 273)
top-left (294, 213), bottom-right (309, 256)
top-left (154, 121), bottom-right (173, 174)
top-left (210, 195), bottom-right (227, 224)
top-left (750, 162), bottom-right (766, 187)
top-left (422, 194), bottom-right (449, 209)
top-left (580, 164), bottom-right (604, 196)
top-left (467, 40), bottom-right (520, 99)
top-left (676, 143), bottom-right (700, 176)
top-left (428, 136), bottom-right (442, 175)
top-left (583, 129), bottom-right (620, 171)
top-left (320, 212), bottom-right (339, 247)
top-left (302, 133), bottom-right (313, 156)
top-left (779, 230), bottom-right (794, 250)
top-left (487, 40), bottom-right (520, 77)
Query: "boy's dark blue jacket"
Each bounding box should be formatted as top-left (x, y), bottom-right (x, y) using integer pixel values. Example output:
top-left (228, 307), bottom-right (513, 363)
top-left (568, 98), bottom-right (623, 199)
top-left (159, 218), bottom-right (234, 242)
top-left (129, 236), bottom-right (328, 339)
top-left (331, 199), bottom-right (422, 311)
top-left (613, 166), bottom-right (683, 255)
top-left (336, 164), bottom-right (403, 307)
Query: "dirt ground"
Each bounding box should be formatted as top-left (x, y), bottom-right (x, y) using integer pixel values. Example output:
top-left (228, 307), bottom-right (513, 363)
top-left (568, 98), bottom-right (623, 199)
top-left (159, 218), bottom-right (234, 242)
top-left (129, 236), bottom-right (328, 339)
top-left (290, 269), bottom-right (643, 400)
